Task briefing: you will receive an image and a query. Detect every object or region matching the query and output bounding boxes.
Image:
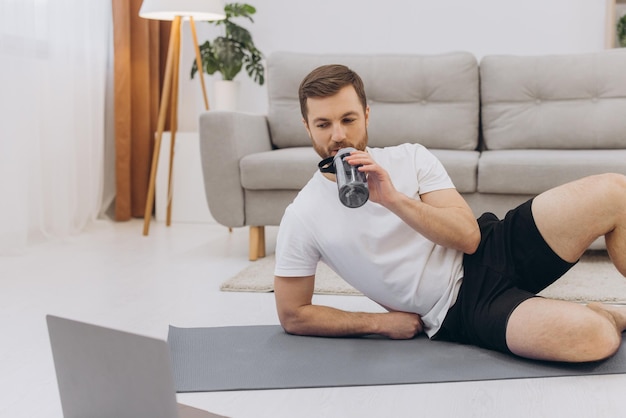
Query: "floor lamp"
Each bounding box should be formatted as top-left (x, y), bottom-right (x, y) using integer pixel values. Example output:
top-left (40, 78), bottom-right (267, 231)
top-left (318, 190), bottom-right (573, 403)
top-left (139, 0), bottom-right (225, 235)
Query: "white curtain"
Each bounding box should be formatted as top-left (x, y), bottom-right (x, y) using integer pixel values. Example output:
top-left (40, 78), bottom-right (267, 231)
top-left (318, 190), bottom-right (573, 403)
top-left (0, 0), bottom-right (111, 254)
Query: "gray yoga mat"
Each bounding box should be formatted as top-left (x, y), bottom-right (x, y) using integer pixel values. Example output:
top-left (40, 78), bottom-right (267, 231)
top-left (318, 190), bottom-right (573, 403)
top-left (167, 325), bottom-right (626, 392)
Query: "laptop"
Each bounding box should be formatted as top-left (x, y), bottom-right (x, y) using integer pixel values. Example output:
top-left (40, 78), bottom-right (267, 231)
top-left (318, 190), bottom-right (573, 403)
top-left (46, 315), bottom-right (227, 418)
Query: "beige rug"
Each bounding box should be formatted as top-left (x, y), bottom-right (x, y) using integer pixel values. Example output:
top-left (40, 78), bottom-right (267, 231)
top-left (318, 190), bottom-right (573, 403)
top-left (221, 251), bottom-right (626, 303)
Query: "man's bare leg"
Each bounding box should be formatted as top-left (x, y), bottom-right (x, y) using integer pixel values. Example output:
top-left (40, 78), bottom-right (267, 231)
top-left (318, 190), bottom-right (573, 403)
top-left (505, 174), bottom-right (626, 362)
top-left (506, 298), bottom-right (625, 362)
top-left (531, 173), bottom-right (626, 275)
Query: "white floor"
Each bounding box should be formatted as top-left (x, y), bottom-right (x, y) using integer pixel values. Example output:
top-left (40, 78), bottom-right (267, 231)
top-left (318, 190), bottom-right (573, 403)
top-left (1, 219), bottom-right (625, 418)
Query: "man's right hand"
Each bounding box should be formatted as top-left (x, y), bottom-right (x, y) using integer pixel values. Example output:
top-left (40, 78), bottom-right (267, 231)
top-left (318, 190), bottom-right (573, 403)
top-left (378, 311), bottom-right (424, 339)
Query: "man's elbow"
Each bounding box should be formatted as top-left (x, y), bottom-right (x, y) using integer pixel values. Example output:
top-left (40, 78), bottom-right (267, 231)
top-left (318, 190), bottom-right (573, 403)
top-left (462, 224), bottom-right (481, 255)
top-left (280, 322), bottom-right (305, 336)
top-left (277, 309), bottom-right (309, 336)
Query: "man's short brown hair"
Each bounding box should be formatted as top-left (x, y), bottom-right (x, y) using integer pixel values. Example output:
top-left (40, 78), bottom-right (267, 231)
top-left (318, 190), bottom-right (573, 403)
top-left (298, 64), bottom-right (367, 122)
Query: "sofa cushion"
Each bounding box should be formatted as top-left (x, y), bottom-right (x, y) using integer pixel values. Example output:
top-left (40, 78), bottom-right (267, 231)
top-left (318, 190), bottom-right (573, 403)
top-left (481, 50), bottom-right (626, 150)
top-left (240, 147), bottom-right (319, 190)
top-left (478, 150), bottom-right (626, 194)
top-left (430, 149), bottom-right (479, 193)
top-left (267, 52), bottom-right (479, 151)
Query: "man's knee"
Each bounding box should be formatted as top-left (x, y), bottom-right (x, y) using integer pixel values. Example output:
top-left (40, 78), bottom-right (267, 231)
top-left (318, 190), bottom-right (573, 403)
top-left (593, 173), bottom-right (626, 196)
top-left (583, 306), bottom-right (622, 361)
top-left (586, 327), bottom-right (621, 361)
top-left (579, 173), bottom-right (626, 224)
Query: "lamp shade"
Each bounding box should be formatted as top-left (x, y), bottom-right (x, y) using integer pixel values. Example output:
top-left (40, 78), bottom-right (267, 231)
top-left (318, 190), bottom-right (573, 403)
top-left (139, 0), bottom-right (226, 21)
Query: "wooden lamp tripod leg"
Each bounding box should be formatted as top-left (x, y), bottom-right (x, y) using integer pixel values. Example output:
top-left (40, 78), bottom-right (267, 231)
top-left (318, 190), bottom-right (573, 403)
top-left (189, 17), bottom-right (210, 111)
top-left (142, 16), bottom-right (182, 236)
top-left (165, 20), bottom-right (181, 226)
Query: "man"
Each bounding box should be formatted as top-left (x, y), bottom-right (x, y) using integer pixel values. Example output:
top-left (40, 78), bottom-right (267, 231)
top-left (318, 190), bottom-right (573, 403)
top-left (273, 64), bottom-right (626, 363)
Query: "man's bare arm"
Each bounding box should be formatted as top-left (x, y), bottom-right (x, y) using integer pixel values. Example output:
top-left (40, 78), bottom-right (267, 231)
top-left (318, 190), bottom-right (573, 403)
top-left (391, 188), bottom-right (480, 254)
top-left (345, 151), bottom-right (480, 254)
top-left (274, 275), bottom-right (423, 339)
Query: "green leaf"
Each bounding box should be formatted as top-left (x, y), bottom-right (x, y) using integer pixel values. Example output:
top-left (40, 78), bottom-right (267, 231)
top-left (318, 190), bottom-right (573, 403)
top-left (225, 22), bottom-right (253, 45)
top-left (225, 3), bottom-right (256, 22)
top-left (618, 14), bottom-right (626, 48)
top-left (213, 37), bottom-right (244, 80)
top-left (191, 3), bottom-right (264, 85)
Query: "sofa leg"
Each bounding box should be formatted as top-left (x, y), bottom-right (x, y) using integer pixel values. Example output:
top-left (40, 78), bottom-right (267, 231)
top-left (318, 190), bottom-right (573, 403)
top-left (249, 226), bottom-right (266, 261)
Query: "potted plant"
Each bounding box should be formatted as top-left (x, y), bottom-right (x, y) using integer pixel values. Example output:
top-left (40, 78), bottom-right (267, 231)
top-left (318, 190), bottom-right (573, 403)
top-left (618, 14), bottom-right (626, 48)
top-left (191, 3), bottom-right (264, 110)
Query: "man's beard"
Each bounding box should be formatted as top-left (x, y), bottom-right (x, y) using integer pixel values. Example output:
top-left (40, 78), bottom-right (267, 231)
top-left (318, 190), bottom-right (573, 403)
top-left (312, 130), bottom-right (369, 159)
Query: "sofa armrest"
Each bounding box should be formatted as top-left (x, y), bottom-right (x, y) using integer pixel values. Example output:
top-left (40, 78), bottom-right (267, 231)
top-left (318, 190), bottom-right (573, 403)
top-left (199, 111), bottom-right (272, 227)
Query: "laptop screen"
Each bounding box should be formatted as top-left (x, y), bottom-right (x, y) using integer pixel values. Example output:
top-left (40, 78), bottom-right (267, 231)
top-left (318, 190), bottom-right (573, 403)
top-left (47, 315), bottom-right (181, 418)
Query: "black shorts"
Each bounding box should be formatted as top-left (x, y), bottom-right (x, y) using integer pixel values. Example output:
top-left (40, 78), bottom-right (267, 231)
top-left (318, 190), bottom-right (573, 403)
top-left (434, 198), bottom-right (577, 354)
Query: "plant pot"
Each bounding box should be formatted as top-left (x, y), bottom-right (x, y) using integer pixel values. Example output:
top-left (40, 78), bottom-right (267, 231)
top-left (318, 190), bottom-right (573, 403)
top-left (214, 80), bottom-right (240, 111)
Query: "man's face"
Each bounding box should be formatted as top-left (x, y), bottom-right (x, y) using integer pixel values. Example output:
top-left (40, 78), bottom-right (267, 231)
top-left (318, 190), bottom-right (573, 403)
top-left (303, 85), bottom-right (370, 159)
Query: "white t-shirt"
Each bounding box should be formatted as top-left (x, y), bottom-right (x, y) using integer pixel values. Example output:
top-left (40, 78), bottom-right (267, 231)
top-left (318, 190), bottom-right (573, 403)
top-left (274, 143), bottom-right (464, 337)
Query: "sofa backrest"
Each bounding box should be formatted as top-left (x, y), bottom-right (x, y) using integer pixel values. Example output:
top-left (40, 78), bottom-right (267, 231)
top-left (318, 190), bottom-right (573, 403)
top-left (481, 50), bottom-right (626, 150)
top-left (267, 52), bottom-right (479, 151)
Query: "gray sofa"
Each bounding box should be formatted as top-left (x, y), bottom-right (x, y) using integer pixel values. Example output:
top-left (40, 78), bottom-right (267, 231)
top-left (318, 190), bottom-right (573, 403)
top-left (199, 50), bottom-right (626, 260)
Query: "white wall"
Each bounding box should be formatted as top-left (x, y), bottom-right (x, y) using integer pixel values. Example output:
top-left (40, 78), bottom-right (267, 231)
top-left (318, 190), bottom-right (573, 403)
top-left (177, 0), bottom-right (608, 131)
